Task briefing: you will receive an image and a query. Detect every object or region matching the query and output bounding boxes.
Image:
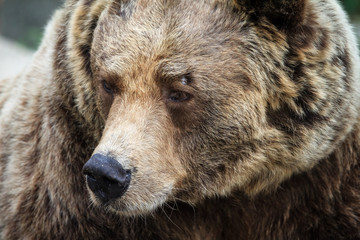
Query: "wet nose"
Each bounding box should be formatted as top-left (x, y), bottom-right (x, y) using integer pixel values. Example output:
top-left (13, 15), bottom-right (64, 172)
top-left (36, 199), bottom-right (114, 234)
top-left (82, 154), bottom-right (131, 203)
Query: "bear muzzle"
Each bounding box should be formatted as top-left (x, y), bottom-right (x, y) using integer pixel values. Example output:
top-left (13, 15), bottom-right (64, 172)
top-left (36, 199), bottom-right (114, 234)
top-left (82, 154), bottom-right (131, 204)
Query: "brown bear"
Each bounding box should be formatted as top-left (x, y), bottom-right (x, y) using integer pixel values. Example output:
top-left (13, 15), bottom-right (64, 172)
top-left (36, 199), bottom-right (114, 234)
top-left (1, 0), bottom-right (360, 239)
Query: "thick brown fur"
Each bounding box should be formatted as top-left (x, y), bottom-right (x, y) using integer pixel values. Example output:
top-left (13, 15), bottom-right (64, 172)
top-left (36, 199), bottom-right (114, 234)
top-left (1, 0), bottom-right (360, 239)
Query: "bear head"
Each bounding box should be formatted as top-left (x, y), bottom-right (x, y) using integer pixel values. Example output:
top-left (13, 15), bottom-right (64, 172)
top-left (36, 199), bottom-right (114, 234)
top-left (64, 0), bottom-right (360, 216)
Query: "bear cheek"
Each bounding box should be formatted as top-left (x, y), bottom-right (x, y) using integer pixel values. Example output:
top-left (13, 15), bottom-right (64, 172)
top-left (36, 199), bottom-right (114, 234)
top-left (173, 94), bottom-right (268, 200)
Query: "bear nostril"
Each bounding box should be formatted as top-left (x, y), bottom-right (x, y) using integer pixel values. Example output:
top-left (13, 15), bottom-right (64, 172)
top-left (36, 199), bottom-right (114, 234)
top-left (82, 170), bottom-right (95, 181)
top-left (82, 154), bottom-right (131, 204)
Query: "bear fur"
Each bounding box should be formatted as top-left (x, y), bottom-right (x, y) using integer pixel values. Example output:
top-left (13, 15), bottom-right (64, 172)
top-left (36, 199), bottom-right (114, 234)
top-left (1, 0), bottom-right (360, 239)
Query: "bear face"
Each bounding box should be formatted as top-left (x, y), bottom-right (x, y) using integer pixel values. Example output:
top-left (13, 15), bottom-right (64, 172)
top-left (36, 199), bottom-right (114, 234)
top-left (75, 0), bottom-right (360, 216)
top-left (85, 0), bottom-right (268, 216)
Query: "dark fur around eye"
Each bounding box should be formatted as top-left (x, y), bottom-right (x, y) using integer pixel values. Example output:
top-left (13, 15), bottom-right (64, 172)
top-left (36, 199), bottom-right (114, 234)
top-left (102, 80), bottom-right (113, 94)
top-left (168, 91), bottom-right (191, 102)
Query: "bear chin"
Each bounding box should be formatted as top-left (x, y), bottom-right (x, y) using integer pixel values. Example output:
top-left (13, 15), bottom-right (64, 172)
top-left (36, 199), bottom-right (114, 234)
top-left (87, 185), bottom-right (173, 216)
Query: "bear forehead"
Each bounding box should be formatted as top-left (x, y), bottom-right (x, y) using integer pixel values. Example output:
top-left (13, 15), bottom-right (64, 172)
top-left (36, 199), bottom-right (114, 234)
top-left (91, 0), bottom-right (250, 77)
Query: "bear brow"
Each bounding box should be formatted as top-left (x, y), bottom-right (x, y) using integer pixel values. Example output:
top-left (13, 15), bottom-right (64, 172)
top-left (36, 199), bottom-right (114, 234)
top-left (156, 69), bottom-right (193, 86)
top-left (156, 61), bottom-right (193, 83)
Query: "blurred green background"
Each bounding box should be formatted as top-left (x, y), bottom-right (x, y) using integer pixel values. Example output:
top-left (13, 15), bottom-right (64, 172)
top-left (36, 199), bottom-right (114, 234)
top-left (0, 0), bottom-right (359, 49)
top-left (0, 0), bottom-right (62, 49)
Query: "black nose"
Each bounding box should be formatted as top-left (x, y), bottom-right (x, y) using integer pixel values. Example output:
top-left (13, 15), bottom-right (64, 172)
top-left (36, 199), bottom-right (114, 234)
top-left (82, 154), bottom-right (131, 203)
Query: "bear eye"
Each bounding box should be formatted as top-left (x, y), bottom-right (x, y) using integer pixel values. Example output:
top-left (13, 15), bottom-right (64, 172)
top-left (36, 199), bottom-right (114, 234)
top-left (168, 91), bottom-right (191, 102)
top-left (102, 80), bottom-right (113, 95)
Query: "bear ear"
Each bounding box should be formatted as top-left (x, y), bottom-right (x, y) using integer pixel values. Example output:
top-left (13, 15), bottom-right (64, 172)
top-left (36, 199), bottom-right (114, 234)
top-left (234, 0), bottom-right (308, 30)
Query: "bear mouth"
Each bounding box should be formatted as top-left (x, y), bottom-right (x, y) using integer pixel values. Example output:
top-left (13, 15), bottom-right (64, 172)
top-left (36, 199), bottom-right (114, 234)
top-left (87, 180), bottom-right (175, 216)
